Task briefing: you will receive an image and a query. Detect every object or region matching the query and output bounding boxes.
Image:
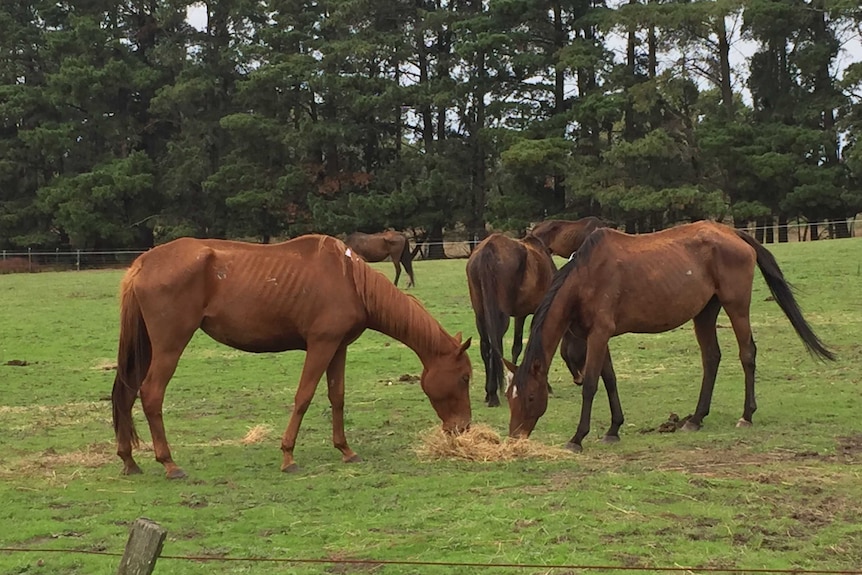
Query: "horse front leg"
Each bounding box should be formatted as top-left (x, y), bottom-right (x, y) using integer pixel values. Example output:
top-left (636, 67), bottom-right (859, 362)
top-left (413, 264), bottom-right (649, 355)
top-left (281, 341), bottom-right (339, 473)
top-left (567, 334), bottom-right (611, 452)
top-left (326, 345), bottom-right (361, 464)
top-left (511, 316), bottom-right (526, 364)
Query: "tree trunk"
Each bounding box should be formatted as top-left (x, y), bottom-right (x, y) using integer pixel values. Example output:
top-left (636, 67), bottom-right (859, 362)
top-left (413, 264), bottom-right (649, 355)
top-left (426, 222), bottom-right (446, 260)
top-left (716, 16), bottom-right (733, 117)
top-left (777, 214), bottom-right (789, 243)
top-left (832, 217), bottom-right (850, 238)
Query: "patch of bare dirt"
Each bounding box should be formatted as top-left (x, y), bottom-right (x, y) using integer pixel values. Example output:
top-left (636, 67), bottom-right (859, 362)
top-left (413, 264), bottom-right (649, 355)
top-left (4, 359), bottom-right (30, 366)
top-left (836, 434), bottom-right (862, 456)
top-left (397, 373), bottom-right (420, 383)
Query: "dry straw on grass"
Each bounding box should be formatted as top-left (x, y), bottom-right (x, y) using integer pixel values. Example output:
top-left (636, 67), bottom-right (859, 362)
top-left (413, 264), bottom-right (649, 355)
top-left (415, 423), bottom-right (575, 462)
top-left (240, 424), bottom-right (273, 445)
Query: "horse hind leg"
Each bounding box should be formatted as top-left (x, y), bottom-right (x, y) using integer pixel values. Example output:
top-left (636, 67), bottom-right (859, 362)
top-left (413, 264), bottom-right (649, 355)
top-left (138, 350), bottom-right (186, 479)
top-left (723, 301), bottom-right (757, 427)
top-left (682, 296), bottom-right (723, 432)
top-left (392, 259), bottom-right (402, 287)
top-left (114, 382), bottom-right (142, 475)
top-left (325, 345), bottom-right (361, 464)
top-left (598, 347), bottom-right (624, 443)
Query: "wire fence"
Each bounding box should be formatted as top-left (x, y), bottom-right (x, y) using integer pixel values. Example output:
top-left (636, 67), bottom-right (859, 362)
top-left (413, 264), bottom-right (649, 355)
top-left (3, 546), bottom-right (862, 574)
top-left (1, 219), bottom-right (858, 274)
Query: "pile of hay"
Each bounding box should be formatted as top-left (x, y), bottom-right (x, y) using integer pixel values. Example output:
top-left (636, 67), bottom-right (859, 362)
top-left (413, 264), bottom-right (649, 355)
top-left (415, 423), bottom-right (574, 462)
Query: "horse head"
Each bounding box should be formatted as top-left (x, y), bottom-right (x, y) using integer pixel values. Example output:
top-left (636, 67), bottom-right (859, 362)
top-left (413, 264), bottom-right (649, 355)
top-left (421, 333), bottom-right (473, 433)
top-left (503, 357), bottom-right (549, 438)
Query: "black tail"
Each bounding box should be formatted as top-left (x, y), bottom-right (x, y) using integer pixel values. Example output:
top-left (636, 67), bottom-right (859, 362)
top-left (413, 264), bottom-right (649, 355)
top-left (400, 238), bottom-right (415, 287)
top-left (111, 274), bottom-right (152, 447)
top-left (474, 246), bottom-right (509, 402)
top-left (735, 230), bottom-right (835, 361)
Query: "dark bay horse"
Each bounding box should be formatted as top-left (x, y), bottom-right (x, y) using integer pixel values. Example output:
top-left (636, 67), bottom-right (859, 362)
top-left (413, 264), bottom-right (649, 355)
top-left (112, 235), bottom-right (471, 478)
top-left (345, 231), bottom-right (415, 288)
top-left (507, 221), bottom-right (834, 450)
top-left (466, 234), bottom-right (557, 407)
top-left (529, 217), bottom-right (606, 258)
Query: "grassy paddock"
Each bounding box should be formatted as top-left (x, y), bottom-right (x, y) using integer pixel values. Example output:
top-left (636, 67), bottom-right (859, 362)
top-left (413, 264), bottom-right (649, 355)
top-left (1, 238), bottom-right (861, 575)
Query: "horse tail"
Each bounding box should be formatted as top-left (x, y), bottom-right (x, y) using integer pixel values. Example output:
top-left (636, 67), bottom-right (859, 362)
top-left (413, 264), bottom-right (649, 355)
top-left (734, 230), bottom-right (835, 361)
top-left (399, 235), bottom-right (416, 286)
top-left (475, 245), bottom-right (509, 397)
top-left (111, 266), bottom-right (151, 448)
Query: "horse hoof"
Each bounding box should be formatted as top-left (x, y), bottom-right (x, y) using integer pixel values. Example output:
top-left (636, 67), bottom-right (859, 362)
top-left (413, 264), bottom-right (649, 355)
top-left (736, 418), bottom-right (753, 428)
top-left (601, 435), bottom-right (620, 444)
top-left (486, 396), bottom-right (500, 408)
top-left (122, 464), bottom-right (143, 475)
top-left (564, 441), bottom-right (583, 453)
top-left (166, 468), bottom-right (187, 480)
top-left (681, 420), bottom-right (701, 432)
top-left (281, 463), bottom-right (300, 473)
top-left (344, 454), bottom-right (363, 464)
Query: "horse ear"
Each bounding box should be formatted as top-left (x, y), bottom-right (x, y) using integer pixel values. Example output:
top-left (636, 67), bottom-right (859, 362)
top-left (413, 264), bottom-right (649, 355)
top-left (459, 337), bottom-right (472, 354)
top-left (502, 358), bottom-right (517, 374)
top-left (453, 331), bottom-right (463, 343)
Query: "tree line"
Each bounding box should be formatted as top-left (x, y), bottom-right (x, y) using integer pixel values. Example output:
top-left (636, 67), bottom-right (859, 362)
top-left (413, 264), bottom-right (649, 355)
top-left (1, 0), bottom-right (861, 253)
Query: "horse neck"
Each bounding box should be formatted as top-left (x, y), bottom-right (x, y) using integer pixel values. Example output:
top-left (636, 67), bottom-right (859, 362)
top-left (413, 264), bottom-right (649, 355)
top-left (533, 275), bottom-right (582, 369)
top-left (355, 263), bottom-right (452, 363)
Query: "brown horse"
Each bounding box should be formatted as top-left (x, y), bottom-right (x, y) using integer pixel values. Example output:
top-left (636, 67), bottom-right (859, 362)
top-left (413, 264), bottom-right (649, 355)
top-left (111, 235), bottom-right (472, 478)
top-left (345, 231), bottom-right (415, 287)
top-left (466, 234), bottom-right (557, 407)
top-left (529, 217), bottom-right (607, 258)
top-left (507, 221), bottom-right (834, 450)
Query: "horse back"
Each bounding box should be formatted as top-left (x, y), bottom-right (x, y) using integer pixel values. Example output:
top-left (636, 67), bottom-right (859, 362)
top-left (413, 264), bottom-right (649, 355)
top-left (572, 222), bottom-right (756, 335)
top-left (129, 235), bottom-right (367, 352)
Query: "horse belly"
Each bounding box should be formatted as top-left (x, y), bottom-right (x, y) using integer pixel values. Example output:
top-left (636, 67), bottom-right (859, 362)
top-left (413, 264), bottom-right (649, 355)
top-left (614, 283), bottom-right (714, 335)
top-left (200, 313), bottom-right (306, 353)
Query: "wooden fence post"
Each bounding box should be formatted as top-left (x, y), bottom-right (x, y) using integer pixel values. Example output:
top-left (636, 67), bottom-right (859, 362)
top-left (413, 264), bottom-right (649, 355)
top-left (116, 518), bottom-right (167, 575)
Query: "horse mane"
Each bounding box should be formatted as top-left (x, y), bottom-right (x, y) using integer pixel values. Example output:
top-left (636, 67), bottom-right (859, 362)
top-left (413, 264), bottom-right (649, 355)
top-left (515, 228), bottom-right (605, 392)
top-left (346, 246), bottom-right (451, 351)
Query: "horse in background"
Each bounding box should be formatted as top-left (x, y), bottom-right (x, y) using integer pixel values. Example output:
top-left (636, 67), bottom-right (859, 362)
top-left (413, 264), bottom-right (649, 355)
top-left (466, 234), bottom-right (557, 407)
top-left (345, 231), bottom-right (415, 288)
top-left (111, 235), bottom-right (471, 478)
top-left (529, 217), bottom-right (607, 258)
top-left (507, 221), bottom-right (834, 450)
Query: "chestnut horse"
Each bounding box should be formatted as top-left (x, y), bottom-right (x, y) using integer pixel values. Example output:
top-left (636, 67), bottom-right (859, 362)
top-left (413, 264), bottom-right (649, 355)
top-left (529, 217), bottom-right (606, 258)
top-left (507, 221), bottom-right (834, 450)
top-left (345, 231), bottom-right (415, 287)
top-left (111, 235), bottom-right (472, 478)
top-left (466, 234), bottom-right (557, 407)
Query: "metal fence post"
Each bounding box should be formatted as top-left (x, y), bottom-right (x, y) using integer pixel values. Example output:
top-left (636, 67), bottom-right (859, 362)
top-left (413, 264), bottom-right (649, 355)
top-left (28, 247), bottom-right (31, 273)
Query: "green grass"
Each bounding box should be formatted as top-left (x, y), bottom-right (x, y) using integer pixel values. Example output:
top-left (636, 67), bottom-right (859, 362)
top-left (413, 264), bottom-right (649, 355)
top-left (1, 238), bottom-right (861, 575)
